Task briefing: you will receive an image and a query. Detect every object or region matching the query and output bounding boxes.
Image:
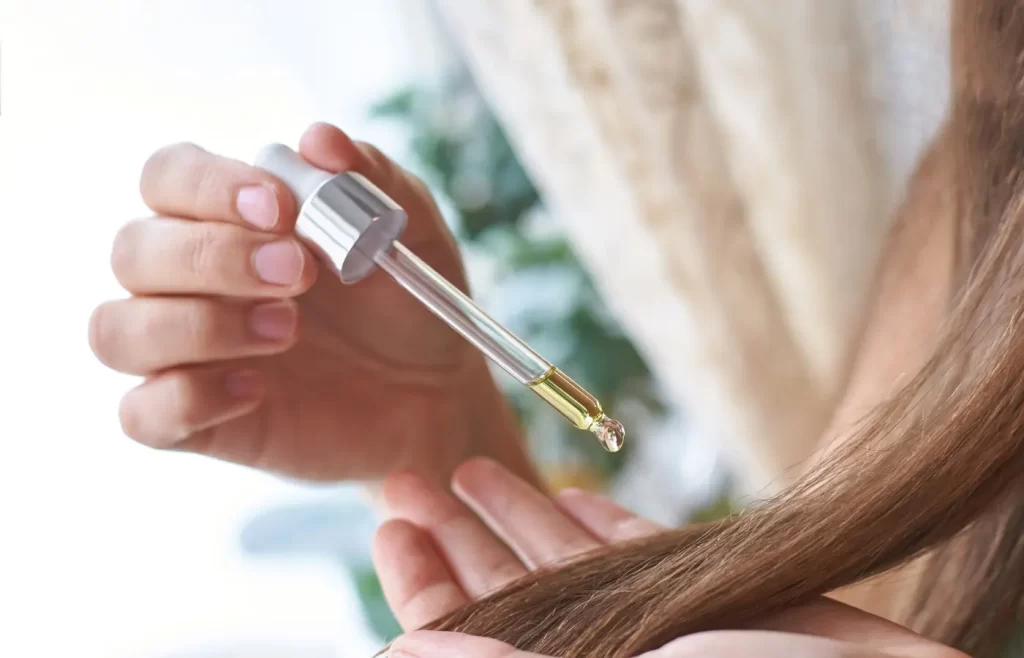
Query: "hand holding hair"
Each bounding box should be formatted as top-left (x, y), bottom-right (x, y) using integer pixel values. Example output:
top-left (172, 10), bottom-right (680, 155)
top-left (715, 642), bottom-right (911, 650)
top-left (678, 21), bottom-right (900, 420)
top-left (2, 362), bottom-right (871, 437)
top-left (365, 2), bottom-right (1024, 654)
top-left (388, 630), bottom-right (953, 658)
top-left (374, 459), bottom-right (965, 658)
top-left (90, 0), bottom-right (1024, 654)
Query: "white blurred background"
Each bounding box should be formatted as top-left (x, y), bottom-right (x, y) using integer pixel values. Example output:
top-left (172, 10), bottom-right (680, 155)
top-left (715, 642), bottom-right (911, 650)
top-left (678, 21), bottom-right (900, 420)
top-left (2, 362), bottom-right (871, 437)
top-left (5, 1), bottom-right (942, 656)
top-left (1, 2), bottom-right (718, 657)
top-left (0, 2), bottom-right (450, 656)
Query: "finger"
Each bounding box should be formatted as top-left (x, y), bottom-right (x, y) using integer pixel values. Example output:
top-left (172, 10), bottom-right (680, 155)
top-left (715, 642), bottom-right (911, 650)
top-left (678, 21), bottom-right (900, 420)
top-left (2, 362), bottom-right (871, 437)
top-left (390, 631), bottom-right (550, 658)
top-left (372, 520), bottom-right (470, 632)
top-left (90, 297), bottom-right (298, 375)
top-left (749, 598), bottom-right (966, 658)
top-left (298, 123), bottom-right (456, 250)
top-left (382, 472), bottom-right (527, 598)
top-left (653, 631), bottom-right (918, 658)
top-left (111, 217), bottom-right (316, 297)
top-left (451, 458), bottom-right (600, 569)
top-left (555, 488), bottom-right (664, 543)
top-left (118, 365), bottom-right (264, 449)
top-left (140, 142), bottom-right (298, 232)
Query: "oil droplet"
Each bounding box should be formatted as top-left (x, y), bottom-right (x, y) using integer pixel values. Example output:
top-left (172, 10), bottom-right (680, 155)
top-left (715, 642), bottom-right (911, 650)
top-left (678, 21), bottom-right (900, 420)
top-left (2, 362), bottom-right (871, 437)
top-left (591, 416), bottom-right (625, 452)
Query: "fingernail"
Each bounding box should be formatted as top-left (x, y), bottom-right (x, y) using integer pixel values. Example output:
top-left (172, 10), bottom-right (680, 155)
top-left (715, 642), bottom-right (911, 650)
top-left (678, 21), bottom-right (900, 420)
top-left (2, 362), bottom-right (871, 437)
top-left (248, 301), bottom-right (296, 341)
top-left (253, 241), bottom-right (303, 285)
top-left (236, 185), bottom-right (279, 229)
top-left (389, 652), bottom-right (418, 658)
top-left (224, 369), bottom-right (263, 399)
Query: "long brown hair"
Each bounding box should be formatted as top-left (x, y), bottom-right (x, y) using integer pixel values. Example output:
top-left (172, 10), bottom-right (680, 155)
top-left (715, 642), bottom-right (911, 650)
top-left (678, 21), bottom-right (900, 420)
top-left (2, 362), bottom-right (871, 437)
top-left (419, 1), bottom-right (1024, 655)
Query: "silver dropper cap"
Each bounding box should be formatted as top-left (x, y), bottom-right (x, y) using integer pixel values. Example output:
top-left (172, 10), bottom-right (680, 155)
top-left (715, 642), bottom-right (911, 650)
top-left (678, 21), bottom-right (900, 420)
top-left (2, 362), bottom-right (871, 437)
top-left (254, 144), bottom-right (626, 454)
top-left (254, 144), bottom-right (407, 283)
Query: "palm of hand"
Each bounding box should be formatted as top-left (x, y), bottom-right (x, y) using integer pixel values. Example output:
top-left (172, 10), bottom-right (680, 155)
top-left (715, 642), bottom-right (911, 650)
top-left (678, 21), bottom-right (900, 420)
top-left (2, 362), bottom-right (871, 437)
top-left (375, 460), bottom-right (968, 658)
top-left (92, 124), bottom-right (531, 488)
top-left (194, 238), bottom-right (485, 481)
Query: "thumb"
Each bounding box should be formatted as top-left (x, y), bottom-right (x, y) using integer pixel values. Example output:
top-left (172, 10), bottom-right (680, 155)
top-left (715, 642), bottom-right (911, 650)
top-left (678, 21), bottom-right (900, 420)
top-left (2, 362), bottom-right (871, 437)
top-left (297, 122), bottom-right (453, 250)
top-left (388, 631), bottom-right (553, 658)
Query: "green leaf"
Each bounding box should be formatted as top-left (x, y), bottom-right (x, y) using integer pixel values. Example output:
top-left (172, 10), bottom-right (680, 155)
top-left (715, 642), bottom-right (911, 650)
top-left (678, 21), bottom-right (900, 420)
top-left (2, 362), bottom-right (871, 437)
top-left (365, 68), bottom-right (672, 490)
top-left (352, 566), bottom-right (403, 642)
top-left (507, 240), bottom-right (576, 269)
top-left (369, 88), bottom-right (419, 119)
top-left (688, 493), bottom-right (737, 524)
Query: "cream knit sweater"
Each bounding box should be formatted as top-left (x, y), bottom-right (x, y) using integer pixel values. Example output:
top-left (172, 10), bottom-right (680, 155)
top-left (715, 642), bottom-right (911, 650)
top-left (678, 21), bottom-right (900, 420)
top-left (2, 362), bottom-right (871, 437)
top-left (435, 0), bottom-right (952, 496)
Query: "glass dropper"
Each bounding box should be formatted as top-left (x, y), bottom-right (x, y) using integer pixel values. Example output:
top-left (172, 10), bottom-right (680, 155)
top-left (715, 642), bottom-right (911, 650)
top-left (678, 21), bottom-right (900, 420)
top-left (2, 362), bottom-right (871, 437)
top-left (375, 242), bottom-right (624, 451)
top-left (254, 144), bottom-right (625, 452)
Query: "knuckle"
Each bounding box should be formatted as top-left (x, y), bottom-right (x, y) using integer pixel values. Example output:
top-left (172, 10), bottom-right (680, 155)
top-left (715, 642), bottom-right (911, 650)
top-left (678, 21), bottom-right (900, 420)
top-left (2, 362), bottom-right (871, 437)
top-left (138, 302), bottom-right (188, 356)
top-left (191, 153), bottom-right (223, 213)
top-left (140, 142), bottom-right (204, 202)
top-left (132, 301), bottom-right (162, 339)
top-left (129, 300), bottom-right (223, 362)
top-left (182, 225), bottom-right (221, 281)
top-left (181, 301), bottom-right (221, 353)
top-left (136, 302), bottom-right (161, 339)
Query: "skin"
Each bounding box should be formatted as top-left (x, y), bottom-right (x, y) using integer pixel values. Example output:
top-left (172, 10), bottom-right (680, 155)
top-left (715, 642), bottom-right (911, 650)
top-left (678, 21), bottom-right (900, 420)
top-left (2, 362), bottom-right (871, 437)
top-left (92, 123), bottom-right (960, 655)
top-left (814, 138), bottom-right (955, 615)
top-left (375, 139), bottom-right (962, 656)
top-left (89, 123), bottom-right (539, 488)
top-left (375, 459), bottom-right (967, 658)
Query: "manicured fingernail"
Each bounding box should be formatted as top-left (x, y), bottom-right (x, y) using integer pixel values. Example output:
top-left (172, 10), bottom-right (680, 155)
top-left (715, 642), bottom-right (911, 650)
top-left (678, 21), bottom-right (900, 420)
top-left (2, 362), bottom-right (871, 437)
top-left (224, 369), bottom-right (263, 399)
top-left (248, 301), bottom-right (296, 341)
top-left (253, 241), bottom-right (303, 285)
top-left (236, 185), bottom-right (279, 229)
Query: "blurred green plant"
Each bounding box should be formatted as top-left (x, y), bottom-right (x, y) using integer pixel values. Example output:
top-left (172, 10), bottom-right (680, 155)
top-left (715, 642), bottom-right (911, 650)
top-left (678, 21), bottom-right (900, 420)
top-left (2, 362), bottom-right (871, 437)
top-left (686, 492), bottom-right (737, 524)
top-left (371, 73), bottom-right (664, 480)
top-left (239, 72), bottom-right (721, 648)
top-left (353, 565), bottom-right (403, 641)
top-left (237, 494), bottom-right (402, 642)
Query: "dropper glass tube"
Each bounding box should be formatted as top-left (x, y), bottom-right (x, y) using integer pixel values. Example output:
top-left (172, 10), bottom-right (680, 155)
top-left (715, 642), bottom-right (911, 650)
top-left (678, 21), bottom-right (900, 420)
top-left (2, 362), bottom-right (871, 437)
top-left (375, 242), bottom-right (625, 452)
top-left (253, 143), bottom-right (625, 452)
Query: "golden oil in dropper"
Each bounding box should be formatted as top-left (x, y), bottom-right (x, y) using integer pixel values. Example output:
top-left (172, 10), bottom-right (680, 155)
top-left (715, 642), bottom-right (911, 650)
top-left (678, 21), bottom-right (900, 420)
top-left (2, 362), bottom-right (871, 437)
top-left (528, 367), bottom-right (626, 452)
top-left (254, 145), bottom-right (627, 457)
